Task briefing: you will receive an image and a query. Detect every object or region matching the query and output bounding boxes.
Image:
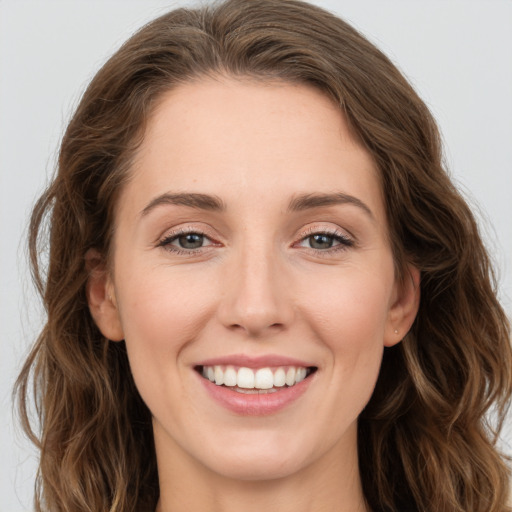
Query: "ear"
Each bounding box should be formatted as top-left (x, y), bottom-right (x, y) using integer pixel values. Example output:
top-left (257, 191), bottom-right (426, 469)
top-left (85, 249), bottom-right (124, 342)
top-left (384, 264), bottom-right (420, 347)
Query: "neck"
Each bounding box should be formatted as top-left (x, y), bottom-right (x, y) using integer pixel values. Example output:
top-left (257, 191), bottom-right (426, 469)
top-left (154, 424), bottom-right (368, 512)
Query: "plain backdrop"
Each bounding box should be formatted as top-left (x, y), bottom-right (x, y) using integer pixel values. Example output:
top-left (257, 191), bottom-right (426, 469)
top-left (1, 1), bottom-right (511, 510)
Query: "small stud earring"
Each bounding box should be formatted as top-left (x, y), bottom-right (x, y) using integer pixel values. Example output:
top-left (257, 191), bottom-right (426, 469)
top-left (394, 329), bottom-right (398, 334)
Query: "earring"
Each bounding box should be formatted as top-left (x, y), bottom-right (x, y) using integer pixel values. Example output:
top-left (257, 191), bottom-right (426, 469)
top-left (394, 329), bottom-right (398, 334)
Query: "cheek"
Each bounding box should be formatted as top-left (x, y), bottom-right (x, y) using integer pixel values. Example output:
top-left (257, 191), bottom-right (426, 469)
top-left (118, 265), bottom-right (211, 341)
top-left (318, 285), bottom-right (388, 382)
top-left (297, 263), bottom-right (393, 404)
top-left (301, 264), bottom-right (393, 346)
top-left (114, 269), bottom-right (214, 396)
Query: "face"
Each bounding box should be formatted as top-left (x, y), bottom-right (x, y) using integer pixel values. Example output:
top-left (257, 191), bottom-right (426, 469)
top-left (88, 77), bottom-right (419, 482)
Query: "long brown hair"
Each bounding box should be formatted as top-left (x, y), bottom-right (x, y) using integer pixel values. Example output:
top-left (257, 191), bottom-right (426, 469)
top-left (16, 0), bottom-right (511, 510)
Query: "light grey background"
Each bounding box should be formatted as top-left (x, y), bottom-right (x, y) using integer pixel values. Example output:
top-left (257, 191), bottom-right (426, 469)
top-left (1, 1), bottom-right (511, 510)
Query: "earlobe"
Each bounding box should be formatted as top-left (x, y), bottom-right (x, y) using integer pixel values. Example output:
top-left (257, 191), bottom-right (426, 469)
top-left (85, 249), bottom-right (124, 342)
top-left (384, 264), bottom-right (420, 347)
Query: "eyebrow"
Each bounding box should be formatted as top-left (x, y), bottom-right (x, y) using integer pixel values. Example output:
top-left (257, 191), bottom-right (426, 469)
top-left (140, 192), bottom-right (226, 217)
top-left (140, 191), bottom-right (373, 219)
top-left (287, 192), bottom-right (374, 219)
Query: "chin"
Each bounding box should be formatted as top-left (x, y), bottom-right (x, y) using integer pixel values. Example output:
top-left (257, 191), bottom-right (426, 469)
top-left (206, 451), bottom-right (309, 482)
top-left (194, 430), bottom-right (316, 482)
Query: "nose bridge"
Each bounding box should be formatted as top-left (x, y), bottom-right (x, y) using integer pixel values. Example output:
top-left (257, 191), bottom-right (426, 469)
top-left (218, 236), bottom-right (292, 336)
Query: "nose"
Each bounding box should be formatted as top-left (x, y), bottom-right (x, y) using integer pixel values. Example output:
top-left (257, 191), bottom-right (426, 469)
top-left (216, 245), bottom-right (294, 337)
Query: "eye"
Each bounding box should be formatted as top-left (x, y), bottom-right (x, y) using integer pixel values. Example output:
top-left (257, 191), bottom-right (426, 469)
top-left (174, 233), bottom-right (206, 249)
top-left (307, 233), bottom-right (337, 250)
top-left (296, 229), bottom-right (354, 252)
top-left (158, 229), bottom-right (216, 253)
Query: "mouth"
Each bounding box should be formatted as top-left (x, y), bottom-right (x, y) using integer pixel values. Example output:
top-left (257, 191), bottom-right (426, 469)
top-left (195, 365), bottom-right (318, 394)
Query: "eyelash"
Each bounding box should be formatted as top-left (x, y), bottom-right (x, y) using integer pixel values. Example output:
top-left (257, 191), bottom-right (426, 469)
top-left (157, 227), bottom-right (354, 256)
top-left (157, 228), bottom-right (218, 255)
top-left (295, 227), bottom-right (354, 255)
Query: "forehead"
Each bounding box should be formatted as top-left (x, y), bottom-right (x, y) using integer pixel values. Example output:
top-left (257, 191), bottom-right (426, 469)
top-left (124, 76), bottom-right (384, 221)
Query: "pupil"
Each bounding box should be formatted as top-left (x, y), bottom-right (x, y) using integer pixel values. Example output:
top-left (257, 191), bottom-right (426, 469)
top-left (309, 234), bottom-right (333, 249)
top-left (179, 233), bottom-right (203, 249)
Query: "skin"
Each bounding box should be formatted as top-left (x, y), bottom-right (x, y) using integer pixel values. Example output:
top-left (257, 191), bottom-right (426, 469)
top-left (87, 76), bottom-right (420, 512)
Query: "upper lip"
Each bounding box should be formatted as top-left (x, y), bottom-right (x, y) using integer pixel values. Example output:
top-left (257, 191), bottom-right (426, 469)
top-left (195, 354), bottom-right (316, 369)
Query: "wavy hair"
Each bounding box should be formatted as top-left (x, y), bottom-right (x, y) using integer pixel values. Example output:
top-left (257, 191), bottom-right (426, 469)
top-left (16, 0), bottom-right (511, 510)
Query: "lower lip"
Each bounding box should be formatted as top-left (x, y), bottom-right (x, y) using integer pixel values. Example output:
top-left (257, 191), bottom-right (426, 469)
top-left (196, 371), bottom-right (315, 416)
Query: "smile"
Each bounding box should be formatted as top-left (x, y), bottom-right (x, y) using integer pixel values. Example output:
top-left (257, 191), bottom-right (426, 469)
top-left (198, 365), bottom-right (317, 393)
top-left (194, 355), bottom-right (318, 415)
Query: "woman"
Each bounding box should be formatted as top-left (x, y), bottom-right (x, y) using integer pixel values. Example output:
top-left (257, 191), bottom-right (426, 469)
top-left (15, 0), bottom-right (511, 511)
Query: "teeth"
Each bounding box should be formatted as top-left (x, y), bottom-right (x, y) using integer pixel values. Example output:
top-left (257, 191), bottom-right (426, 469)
top-left (214, 366), bottom-right (224, 385)
top-left (285, 367), bottom-right (296, 386)
top-left (296, 367), bottom-right (307, 383)
top-left (254, 368), bottom-right (273, 389)
top-left (274, 367), bottom-right (286, 387)
top-left (223, 366), bottom-right (237, 387)
top-left (201, 365), bottom-right (313, 390)
top-left (237, 367), bottom-right (255, 389)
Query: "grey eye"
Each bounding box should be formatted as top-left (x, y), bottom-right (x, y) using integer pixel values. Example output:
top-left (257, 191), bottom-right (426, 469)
top-left (177, 233), bottom-right (204, 249)
top-left (308, 234), bottom-right (335, 249)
